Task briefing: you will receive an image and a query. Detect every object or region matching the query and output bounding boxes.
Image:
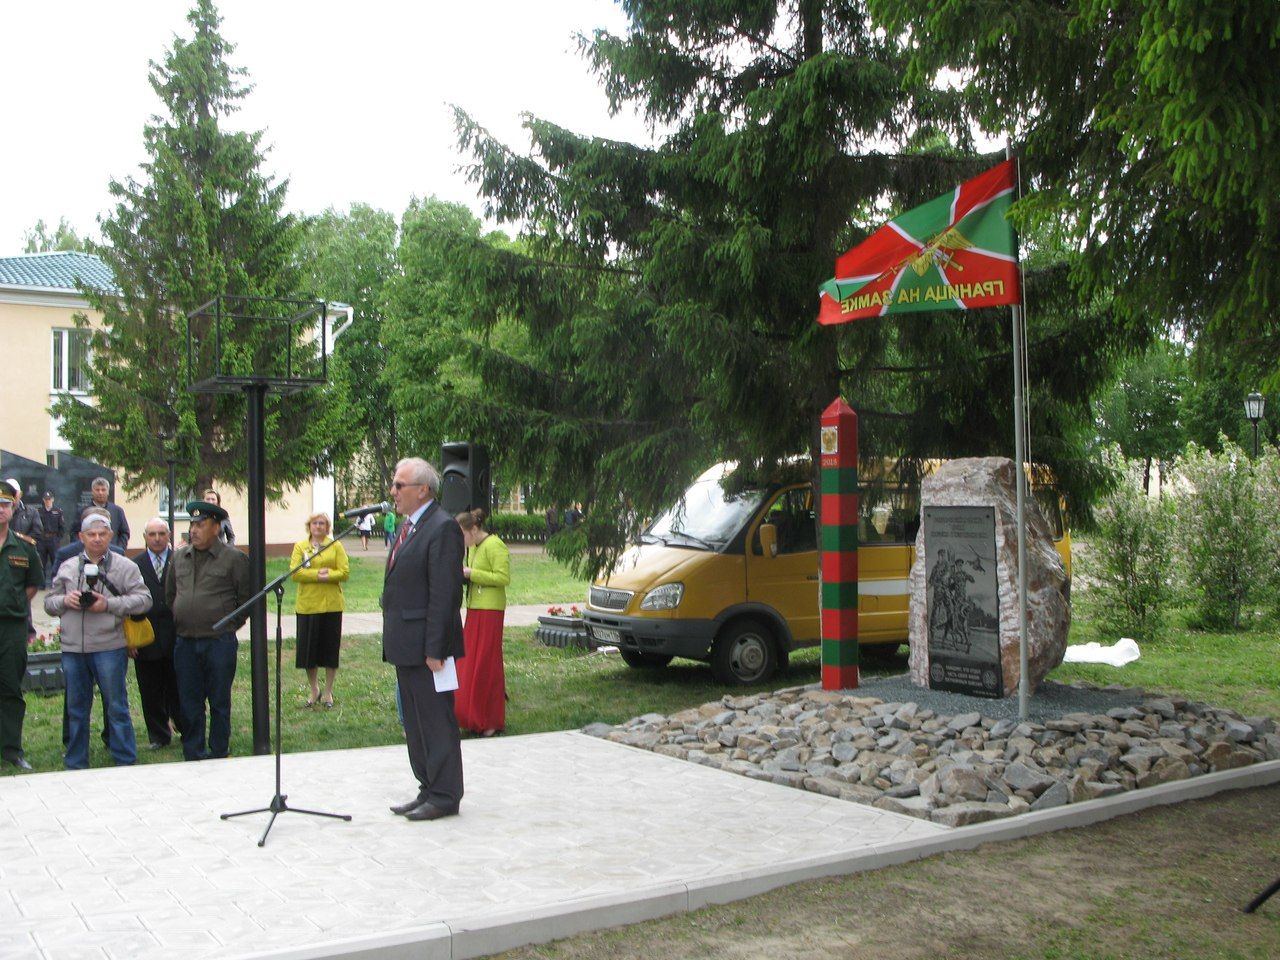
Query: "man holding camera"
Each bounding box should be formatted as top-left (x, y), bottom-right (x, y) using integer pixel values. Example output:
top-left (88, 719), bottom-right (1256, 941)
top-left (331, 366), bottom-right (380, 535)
top-left (44, 512), bottom-right (150, 769)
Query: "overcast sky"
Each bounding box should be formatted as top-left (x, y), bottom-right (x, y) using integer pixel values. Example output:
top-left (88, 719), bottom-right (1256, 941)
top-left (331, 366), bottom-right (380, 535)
top-left (0, 0), bottom-right (655, 252)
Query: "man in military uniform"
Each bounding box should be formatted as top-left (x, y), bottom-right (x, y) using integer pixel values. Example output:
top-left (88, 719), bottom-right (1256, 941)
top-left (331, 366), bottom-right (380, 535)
top-left (0, 487), bottom-right (42, 770)
top-left (165, 499), bottom-right (251, 761)
top-left (37, 491), bottom-right (65, 589)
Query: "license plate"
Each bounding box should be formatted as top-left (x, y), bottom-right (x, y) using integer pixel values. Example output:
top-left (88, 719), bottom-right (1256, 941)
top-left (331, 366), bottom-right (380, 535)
top-left (592, 627), bottom-right (622, 644)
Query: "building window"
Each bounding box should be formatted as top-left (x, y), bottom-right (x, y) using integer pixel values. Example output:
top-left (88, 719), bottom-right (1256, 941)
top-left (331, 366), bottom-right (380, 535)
top-left (51, 328), bottom-right (91, 393)
top-left (158, 485), bottom-right (195, 521)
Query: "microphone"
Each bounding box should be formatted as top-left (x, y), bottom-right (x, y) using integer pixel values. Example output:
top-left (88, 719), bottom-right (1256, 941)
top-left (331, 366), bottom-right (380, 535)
top-left (343, 501), bottom-right (391, 519)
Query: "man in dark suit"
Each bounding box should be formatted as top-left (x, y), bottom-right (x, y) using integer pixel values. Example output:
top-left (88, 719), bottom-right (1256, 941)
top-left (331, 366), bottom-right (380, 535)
top-left (382, 457), bottom-right (466, 821)
top-left (132, 517), bottom-right (183, 750)
top-left (69, 478), bottom-right (130, 551)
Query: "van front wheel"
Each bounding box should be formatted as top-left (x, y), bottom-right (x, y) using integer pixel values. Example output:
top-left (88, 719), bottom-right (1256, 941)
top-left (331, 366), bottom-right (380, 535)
top-left (619, 648), bottom-right (674, 669)
top-left (711, 620), bottom-right (777, 686)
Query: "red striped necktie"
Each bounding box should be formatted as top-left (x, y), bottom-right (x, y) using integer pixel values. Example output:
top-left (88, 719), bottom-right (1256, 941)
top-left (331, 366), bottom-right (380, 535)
top-left (389, 521), bottom-right (412, 566)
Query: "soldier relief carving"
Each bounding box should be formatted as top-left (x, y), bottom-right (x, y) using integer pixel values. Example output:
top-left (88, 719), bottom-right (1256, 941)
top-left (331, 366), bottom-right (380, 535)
top-left (923, 506), bottom-right (1003, 697)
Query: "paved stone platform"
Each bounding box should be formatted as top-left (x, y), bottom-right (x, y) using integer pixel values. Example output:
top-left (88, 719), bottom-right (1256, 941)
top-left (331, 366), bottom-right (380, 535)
top-left (0, 732), bottom-right (948, 960)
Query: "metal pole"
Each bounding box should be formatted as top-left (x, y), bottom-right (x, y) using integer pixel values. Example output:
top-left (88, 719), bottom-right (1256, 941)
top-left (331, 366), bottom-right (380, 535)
top-left (1005, 142), bottom-right (1031, 722)
top-left (246, 384), bottom-right (270, 754)
top-left (1254, 421), bottom-right (1260, 459)
top-left (166, 457), bottom-right (176, 535)
top-left (1012, 304), bottom-right (1031, 722)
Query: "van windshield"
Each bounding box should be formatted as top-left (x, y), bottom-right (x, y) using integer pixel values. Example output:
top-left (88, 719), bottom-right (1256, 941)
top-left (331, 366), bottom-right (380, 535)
top-left (645, 479), bottom-right (764, 548)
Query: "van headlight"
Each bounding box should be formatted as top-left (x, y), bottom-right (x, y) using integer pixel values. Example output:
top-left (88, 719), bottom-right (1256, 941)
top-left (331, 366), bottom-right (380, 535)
top-left (640, 582), bottom-right (684, 610)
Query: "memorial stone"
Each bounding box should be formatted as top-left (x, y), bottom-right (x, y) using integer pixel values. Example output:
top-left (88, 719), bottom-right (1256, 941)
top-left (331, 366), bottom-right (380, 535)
top-left (907, 457), bottom-right (1070, 696)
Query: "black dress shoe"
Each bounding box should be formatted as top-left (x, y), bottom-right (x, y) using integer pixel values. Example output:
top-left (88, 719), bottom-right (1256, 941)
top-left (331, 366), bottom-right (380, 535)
top-left (404, 801), bottom-right (458, 821)
top-left (390, 797), bottom-right (427, 816)
top-left (5, 757), bottom-right (33, 771)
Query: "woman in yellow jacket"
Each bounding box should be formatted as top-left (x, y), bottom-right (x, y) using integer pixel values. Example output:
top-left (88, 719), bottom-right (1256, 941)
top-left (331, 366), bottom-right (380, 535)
top-left (290, 512), bottom-right (349, 708)
top-left (455, 508), bottom-right (510, 735)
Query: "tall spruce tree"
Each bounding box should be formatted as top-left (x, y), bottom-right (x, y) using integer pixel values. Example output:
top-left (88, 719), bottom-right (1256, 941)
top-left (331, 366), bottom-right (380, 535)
top-left (871, 0), bottom-right (1280, 388)
top-left (411, 0), bottom-right (1126, 573)
top-left (54, 0), bottom-right (349, 496)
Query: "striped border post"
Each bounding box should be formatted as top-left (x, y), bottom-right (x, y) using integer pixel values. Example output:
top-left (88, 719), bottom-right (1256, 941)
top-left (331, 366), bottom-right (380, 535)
top-left (820, 398), bottom-right (858, 690)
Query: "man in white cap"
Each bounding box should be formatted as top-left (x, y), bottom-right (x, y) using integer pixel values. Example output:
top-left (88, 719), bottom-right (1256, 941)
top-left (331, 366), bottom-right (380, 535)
top-left (44, 511), bottom-right (150, 769)
top-left (0, 487), bottom-right (41, 770)
top-left (3, 479), bottom-right (43, 542)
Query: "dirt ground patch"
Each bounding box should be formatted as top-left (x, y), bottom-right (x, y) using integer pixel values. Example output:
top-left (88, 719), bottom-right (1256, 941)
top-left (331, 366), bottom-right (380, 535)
top-left (493, 785), bottom-right (1280, 960)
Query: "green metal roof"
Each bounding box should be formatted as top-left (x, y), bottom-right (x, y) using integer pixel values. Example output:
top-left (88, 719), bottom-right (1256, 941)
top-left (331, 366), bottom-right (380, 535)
top-left (0, 252), bottom-right (118, 294)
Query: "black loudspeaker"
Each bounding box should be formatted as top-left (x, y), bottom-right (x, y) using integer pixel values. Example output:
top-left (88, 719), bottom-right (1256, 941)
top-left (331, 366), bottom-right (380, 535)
top-left (439, 442), bottom-right (490, 516)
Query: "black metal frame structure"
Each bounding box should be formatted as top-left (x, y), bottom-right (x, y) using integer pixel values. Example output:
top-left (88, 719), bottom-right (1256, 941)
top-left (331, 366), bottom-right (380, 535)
top-left (186, 295), bottom-right (329, 755)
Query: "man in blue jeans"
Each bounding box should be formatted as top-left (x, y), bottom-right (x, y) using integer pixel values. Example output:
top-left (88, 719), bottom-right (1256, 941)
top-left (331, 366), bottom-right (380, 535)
top-left (43, 512), bottom-right (150, 769)
top-left (165, 500), bottom-right (252, 761)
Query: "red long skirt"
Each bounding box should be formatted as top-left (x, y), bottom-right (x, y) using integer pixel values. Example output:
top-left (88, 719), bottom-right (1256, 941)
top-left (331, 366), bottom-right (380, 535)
top-left (455, 608), bottom-right (506, 733)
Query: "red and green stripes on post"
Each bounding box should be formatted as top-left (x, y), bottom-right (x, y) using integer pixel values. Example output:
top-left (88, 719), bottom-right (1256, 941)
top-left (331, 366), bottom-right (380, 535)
top-left (819, 398), bottom-right (858, 690)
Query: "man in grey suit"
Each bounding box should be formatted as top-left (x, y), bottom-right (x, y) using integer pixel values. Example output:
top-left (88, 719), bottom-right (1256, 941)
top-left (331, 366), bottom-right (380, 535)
top-left (383, 457), bottom-right (466, 821)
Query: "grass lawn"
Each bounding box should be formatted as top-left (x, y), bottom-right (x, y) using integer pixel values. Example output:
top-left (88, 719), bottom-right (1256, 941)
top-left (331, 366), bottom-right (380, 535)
top-left (10, 558), bottom-right (1279, 773)
top-left (1051, 591), bottom-right (1280, 718)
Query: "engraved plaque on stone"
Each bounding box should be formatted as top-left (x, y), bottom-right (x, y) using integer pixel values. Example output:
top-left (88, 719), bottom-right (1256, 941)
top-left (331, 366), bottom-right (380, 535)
top-left (923, 505), bottom-right (1002, 698)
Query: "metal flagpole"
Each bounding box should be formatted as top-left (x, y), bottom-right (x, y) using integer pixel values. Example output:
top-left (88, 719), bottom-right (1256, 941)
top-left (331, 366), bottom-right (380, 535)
top-left (1006, 143), bottom-right (1031, 721)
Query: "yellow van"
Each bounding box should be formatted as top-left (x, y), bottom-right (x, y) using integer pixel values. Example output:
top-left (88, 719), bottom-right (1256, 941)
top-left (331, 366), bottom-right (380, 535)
top-left (583, 462), bottom-right (1070, 685)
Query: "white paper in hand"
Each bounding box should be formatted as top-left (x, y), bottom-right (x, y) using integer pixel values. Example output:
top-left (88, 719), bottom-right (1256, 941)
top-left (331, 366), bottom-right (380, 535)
top-left (432, 656), bottom-right (459, 692)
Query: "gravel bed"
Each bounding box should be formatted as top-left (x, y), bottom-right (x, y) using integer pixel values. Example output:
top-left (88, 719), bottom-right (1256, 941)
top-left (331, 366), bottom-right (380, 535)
top-left (847, 673), bottom-right (1146, 724)
top-left (586, 677), bottom-right (1279, 826)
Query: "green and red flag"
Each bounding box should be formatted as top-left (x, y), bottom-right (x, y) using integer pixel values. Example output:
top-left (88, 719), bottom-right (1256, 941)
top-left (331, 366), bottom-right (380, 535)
top-left (817, 159), bottom-right (1021, 325)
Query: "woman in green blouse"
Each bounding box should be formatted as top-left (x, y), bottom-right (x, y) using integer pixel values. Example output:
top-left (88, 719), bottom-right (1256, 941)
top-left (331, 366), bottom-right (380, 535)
top-left (455, 508), bottom-right (510, 735)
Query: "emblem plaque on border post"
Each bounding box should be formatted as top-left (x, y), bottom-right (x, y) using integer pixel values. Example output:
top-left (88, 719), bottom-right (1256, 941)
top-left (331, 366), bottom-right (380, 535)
top-left (923, 506), bottom-right (1002, 698)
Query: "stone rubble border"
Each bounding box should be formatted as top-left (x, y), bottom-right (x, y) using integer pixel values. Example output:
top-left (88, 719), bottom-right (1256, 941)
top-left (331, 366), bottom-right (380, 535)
top-left (587, 683), bottom-right (1280, 826)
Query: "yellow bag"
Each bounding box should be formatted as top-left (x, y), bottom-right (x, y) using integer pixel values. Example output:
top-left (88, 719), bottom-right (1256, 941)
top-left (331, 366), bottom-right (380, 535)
top-left (124, 615), bottom-right (155, 652)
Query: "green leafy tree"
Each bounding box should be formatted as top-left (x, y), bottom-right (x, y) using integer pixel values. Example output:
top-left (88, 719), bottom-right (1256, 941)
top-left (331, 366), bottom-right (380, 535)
top-left (1095, 338), bottom-right (1186, 493)
top-left (1180, 350), bottom-right (1273, 455)
top-left (296, 204), bottom-right (399, 501)
top-left (53, 0), bottom-right (351, 496)
top-left (420, 0), bottom-right (1128, 574)
top-left (1176, 442), bottom-right (1268, 630)
top-left (23, 217), bottom-right (88, 253)
top-left (872, 0), bottom-right (1280, 389)
top-left (1089, 464), bottom-right (1174, 640)
top-left (381, 198), bottom-right (547, 511)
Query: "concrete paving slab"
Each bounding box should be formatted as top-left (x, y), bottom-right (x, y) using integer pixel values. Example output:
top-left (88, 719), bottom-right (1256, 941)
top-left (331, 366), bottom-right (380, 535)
top-left (4, 731), bottom-right (1276, 960)
top-left (0, 731), bottom-right (945, 960)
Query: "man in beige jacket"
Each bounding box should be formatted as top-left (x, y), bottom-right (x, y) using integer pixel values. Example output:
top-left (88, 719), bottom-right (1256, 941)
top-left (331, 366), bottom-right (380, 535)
top-left (45, 513), bottom-right (150, 769)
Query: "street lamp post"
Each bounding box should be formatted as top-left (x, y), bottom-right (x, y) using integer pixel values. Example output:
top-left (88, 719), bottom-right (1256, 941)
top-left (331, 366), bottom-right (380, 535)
top-left (156, 429), bottom-right (177, 534)
top-left (1245, 391), bottom-right (1265, 458)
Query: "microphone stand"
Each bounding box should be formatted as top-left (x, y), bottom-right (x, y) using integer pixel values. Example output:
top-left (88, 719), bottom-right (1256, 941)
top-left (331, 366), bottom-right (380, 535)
top-left (215, 521), bottom-right (368, 846)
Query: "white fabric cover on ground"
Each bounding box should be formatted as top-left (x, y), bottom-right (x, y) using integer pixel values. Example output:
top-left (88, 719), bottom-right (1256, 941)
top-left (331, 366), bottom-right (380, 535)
top-left (1062, 636), bottom-right (1141, 666)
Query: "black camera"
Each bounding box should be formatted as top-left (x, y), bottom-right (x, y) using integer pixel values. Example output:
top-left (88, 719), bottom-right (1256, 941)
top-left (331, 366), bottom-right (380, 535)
top-left (81, 563), bottom-right (100, 608)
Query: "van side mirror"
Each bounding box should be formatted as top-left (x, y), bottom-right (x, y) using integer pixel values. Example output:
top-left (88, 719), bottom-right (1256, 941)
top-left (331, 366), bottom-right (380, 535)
top-left (758, 523), bottom-right (778, 558)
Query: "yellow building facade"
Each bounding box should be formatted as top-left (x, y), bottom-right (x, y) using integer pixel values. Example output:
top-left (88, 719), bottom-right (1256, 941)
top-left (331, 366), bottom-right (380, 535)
top-left (0, 251), bottom-right (327, 553)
